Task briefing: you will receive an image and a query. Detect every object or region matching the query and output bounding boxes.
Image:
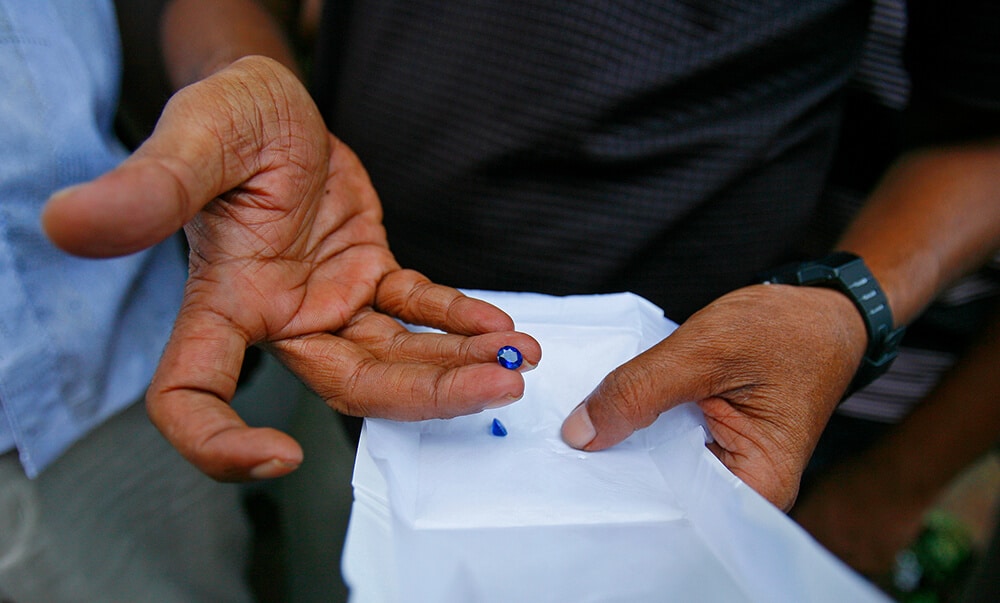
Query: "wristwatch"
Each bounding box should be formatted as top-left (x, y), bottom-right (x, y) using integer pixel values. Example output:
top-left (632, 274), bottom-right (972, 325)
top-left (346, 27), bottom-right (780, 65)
top-left (758, 251), bottom-right (906, 396)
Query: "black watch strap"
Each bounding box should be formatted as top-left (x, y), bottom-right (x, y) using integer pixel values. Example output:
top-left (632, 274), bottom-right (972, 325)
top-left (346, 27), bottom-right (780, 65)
top-left (758, 251), bottom-right (906, 396)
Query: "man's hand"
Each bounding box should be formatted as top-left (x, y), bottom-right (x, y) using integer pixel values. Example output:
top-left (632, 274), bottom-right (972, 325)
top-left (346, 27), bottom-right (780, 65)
top-left (42, 56), bottom-right (539, 481)
top-left (561, 284), bottom-right (867, 509)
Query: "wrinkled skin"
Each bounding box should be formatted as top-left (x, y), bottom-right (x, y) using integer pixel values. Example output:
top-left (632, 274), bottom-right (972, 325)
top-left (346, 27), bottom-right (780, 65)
top-left (562, 284), bottom-right (867, 510)
top-left (43, 57), bottom-right (540, 481)
top-left (44, 55), bottom-right (869, 510)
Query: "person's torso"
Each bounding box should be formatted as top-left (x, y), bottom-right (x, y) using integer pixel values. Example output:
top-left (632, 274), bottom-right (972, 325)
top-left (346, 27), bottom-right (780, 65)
top-left (314, 0), bottom-right (869, 319)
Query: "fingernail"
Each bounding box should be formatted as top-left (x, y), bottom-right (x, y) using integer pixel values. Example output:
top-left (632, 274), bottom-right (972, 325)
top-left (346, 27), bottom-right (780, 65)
top-left (561, 403), bottom-right (596, 449)
top-left (249, 458), bottom-right (300, 480)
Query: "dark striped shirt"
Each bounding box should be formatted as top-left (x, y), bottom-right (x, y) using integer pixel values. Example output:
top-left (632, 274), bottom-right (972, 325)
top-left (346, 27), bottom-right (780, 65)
top-left (314, 0), bottom-right (870, 321)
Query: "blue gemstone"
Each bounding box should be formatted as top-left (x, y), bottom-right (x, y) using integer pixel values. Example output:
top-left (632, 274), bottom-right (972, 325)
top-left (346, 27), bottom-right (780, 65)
top-left (496, 345), bottom-right (523, 370)
top-left (491, 418), bottom-right (508, 437)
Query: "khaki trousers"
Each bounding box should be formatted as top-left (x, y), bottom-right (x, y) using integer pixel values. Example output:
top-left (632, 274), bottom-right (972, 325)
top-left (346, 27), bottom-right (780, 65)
top-left (0, 401), bottom-right (252, 603)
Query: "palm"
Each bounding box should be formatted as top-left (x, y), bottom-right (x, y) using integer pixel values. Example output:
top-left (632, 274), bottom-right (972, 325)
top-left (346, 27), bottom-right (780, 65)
top-left (180, 133), bottom-right (396, 344)
top-left (44, 57), bottom-right (540, 480)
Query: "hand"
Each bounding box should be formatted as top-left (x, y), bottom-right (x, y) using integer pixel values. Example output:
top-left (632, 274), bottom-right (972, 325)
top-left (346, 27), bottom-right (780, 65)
top-left (42, 56), bottom-right (540, 481)
top-left (792, 453), bottom-right (929, 576)
top-left (561, 284), bottom-right (867, 509)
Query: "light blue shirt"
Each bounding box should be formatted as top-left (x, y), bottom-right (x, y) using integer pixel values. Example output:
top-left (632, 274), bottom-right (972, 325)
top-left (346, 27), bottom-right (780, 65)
top-left (0, 0), bottom-right (185, 477)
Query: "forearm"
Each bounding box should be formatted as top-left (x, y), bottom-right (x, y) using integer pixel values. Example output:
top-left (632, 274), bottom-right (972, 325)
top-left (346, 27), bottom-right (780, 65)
top-left (836, 142), bottom-right (1000, 327)
top-left (161, 0), bottom-right (300, 89)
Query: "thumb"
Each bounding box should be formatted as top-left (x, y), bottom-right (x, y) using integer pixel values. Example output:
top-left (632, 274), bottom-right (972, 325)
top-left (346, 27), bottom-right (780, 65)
top-left (41, 56), bottom-right (305, 257)
top-left (561, 343), bottom-right (706, 451)
top-left (41, 152), bottom-right (211, 257)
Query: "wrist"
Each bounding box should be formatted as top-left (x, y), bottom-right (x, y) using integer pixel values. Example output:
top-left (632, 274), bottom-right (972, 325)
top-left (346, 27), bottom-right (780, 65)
top-left (758, 252), bottom-right (906, 395)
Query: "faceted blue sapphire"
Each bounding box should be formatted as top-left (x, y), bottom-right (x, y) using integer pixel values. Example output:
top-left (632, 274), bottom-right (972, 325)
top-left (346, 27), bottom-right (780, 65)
top-left (491, 418), bottom-right (508, 437)
top-left (496, 345), bottom-right (523, 370)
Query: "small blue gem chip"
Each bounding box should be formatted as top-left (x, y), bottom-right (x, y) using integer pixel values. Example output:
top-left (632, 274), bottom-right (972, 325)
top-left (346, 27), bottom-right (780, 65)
top-left (496, 345), bottom-right (523, 370)
top-left (491, 418), bottom-right (508, 437)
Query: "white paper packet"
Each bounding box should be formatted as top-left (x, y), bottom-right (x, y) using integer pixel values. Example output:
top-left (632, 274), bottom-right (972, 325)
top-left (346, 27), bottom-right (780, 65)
top-left (343, 291), bottom-right (888, 603)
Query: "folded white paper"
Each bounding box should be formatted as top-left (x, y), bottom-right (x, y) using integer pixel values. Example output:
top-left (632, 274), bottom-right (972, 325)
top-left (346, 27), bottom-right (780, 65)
top-left (343, 291), bottom-right (888, 603)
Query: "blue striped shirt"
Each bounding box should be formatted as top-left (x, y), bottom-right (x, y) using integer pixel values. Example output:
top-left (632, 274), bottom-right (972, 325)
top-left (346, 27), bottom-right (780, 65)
top-left (0, 0), bottom-right (185, 477)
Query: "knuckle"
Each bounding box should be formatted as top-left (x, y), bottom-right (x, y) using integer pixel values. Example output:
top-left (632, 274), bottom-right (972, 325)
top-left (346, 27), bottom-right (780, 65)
top-left (598, 365), bottom-right (653, 430)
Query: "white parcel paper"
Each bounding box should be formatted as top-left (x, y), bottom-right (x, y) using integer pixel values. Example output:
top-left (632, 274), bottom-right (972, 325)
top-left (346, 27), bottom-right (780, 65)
top-left (343, 291), bottom-right (888, 603)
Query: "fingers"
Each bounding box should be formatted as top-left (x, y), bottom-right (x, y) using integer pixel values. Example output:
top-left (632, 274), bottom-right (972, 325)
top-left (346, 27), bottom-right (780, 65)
top-left (146, 301), bottom-right (303, 481)
top-left (42, 56), bottom-right (321, 258)
top-left (375, 270), bottom-right (526, 335)
top-left (700, 397), bottom-right (803, 510)
top-left (337, 309), bottom-right (540, 371)
top-left (274, 277), bottom-right (541, 422)
top-left (271, 333), bottom-right (528, 420)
